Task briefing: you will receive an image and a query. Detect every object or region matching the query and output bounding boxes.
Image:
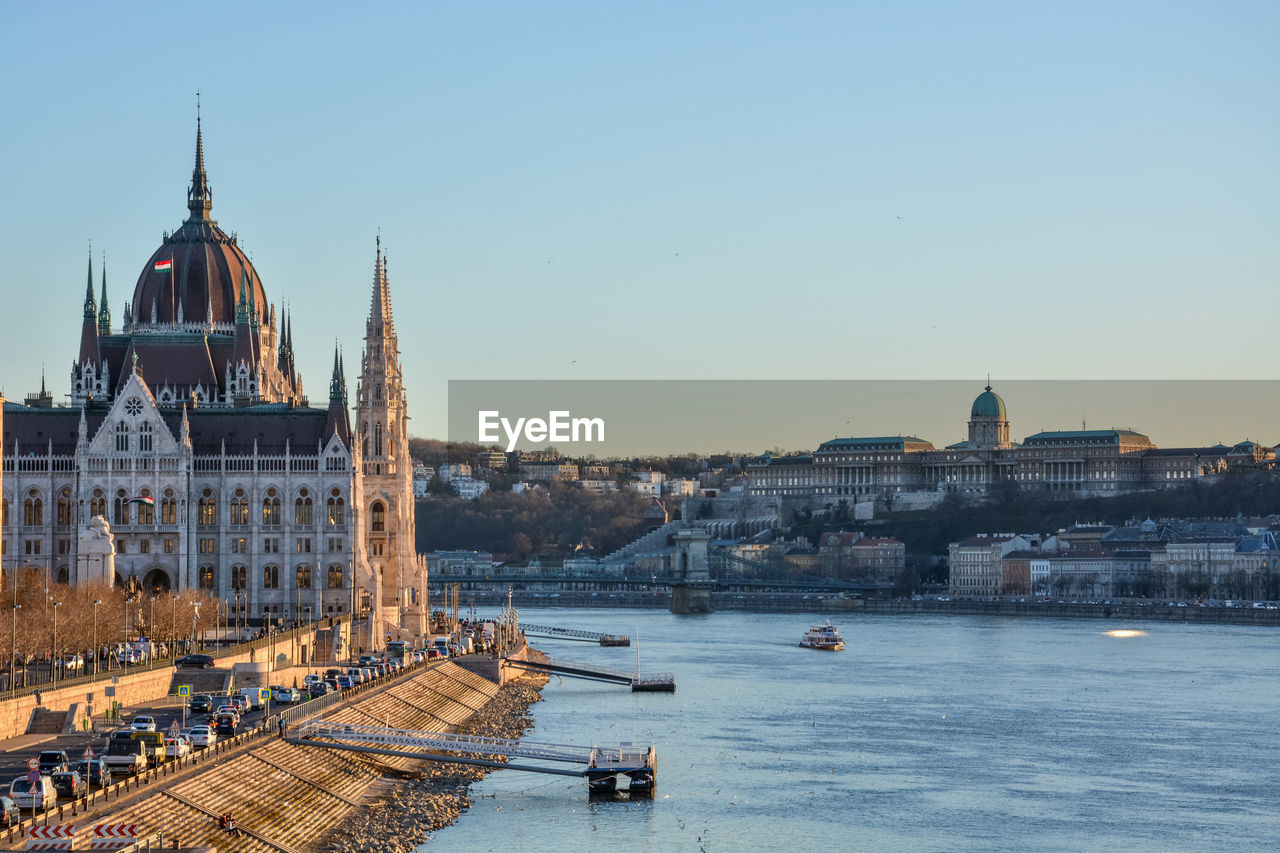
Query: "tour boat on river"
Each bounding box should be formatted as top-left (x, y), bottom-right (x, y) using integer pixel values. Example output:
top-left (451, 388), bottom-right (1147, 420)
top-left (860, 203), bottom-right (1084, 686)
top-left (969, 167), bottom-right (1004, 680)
top-left (800, 621), bottom-right (845, 651)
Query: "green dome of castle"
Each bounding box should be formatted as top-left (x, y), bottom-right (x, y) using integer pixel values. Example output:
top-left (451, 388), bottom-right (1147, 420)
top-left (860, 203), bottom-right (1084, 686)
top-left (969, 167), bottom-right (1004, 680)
top-left (971, 386), bottom-right (1006, 419)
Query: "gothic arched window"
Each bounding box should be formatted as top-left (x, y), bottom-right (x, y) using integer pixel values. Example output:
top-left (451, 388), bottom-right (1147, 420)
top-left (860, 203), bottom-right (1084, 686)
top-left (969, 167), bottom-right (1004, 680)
top-left (115, 422), bottom-right (129, 452)
top-left (137, 488), bottom-right (154, 525)
top-left (295, 489), bottom-right (313, 525)
top-left (375, 422), bottom-right (383, 456)
top-left (263, 565), bottom-right (279, 589)
top-left (23, 491), bottom-right (43, 526)
top-left (56, 489), bottom-right (72, 527)
top-left (139, 422), bottom-right (154, 452)
top-left (327, 490), bottom-right (345, 525)
top-left (198, 566), bottom-right (216, 589)
top-left (161, 489), bottom-right (177, 525)
top-left (113, 489), bottom-right (129, 525)
top-left (230, 489), bottom-right (248, 525)
top-left (296, 565), bottom-right (312, 589)
top-left (327, 564), bottom-right (344, 589)
top-left (231, 565), bottom-right (247, 590)
top-left (262, 488), bottom-right (280, 525)
top-left (90, 489), bottom-right (106, 519)
top-left (1, 498), bottom-right (8, 526)
top-left (371, 501), bottom-right (385, 532)
top-left (197, 489), bottom-right (216, 526)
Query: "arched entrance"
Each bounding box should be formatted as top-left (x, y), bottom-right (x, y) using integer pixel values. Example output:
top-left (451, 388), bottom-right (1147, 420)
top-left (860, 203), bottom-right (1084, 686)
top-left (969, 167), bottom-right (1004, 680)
top-left (143, 567), bottom-right (172, 594)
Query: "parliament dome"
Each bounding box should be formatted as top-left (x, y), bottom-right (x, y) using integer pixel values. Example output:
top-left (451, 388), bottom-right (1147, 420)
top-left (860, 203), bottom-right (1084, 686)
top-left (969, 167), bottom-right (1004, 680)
top-left (130, 116), bottom-right (267, 330)
top-left (971, 385), bottom-right (1007, 419)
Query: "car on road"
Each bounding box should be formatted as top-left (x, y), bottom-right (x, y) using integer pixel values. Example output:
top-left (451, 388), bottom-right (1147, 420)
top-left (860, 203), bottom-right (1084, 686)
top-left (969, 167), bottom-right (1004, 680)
top-left (335, 675), bottom-right (355, 690)
top-left (308, 681), bottom-right (333, 698)
top-left (188, 725), bottom-right (216, 748)
top-left (175, 654), bottom-right (215, 669)
top-left (37, 750), bottom-right (70, 775)
top-left (74, 759), bottom-right (112, 789)
top-left (302, 673), bottom-right (321, 687)
top-left (130, 715), bottom-right (157, 732)
top-left (213, 714), bottom-right (237, 736)
top-left (272, 687), bottom-right (300, 704)
top-left (213, 704), bottom-right (240, 721)
top-left (8, 775), bottom-right (55, 811)
top-left (322, 678), bottom-right (342, 693)
top-left (0, 795), bottom-right (19, 827)
top-left (50, 771), bottom-right (83, 800)
top-left (103, 739), bottom-right (146, 776)
top-left (189, 693), bottom-right (214, 713)
top-left (55, 654), bottom-right (84, 672)
top-left (164, 736), bottom-right (191, 759)
top-left (229, 693), bottom-right (251, 714)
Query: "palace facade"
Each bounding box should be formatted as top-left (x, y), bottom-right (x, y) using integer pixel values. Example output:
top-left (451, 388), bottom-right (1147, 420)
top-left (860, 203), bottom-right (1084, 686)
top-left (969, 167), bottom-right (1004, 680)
top-left (748, 386), bottom-right (1274, 502)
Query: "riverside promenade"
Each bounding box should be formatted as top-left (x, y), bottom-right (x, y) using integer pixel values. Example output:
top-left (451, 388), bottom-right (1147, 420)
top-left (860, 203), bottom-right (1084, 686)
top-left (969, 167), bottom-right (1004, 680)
top-left (0, 644), bottom-right (545, 852)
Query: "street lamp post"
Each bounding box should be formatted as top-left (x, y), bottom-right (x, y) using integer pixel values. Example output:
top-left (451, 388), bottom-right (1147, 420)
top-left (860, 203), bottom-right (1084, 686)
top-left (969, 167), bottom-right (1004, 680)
top-left (10, 604), bottom-right (19, 697)
top-left (171, 594), bottom-right (179, 654)
top-left (192, 603), bottom-right (200, 652)
top-left (92, 599), bottom-right (102, 681)
top-left (148, 594), bottom-right (155, 647)
top-left (51, 602), bottom-right (62, 688)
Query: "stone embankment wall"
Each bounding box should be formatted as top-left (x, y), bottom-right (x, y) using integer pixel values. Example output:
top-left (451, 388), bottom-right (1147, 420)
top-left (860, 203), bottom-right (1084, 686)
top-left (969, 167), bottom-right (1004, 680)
top-left (4, 660), bottom-right (538, 853)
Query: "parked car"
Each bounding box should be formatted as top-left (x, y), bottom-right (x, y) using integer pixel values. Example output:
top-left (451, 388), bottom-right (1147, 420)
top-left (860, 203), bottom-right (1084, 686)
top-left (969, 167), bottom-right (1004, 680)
top-left (188, 725), bottom-right (216, 748)
top-left (50, 771), bottom-right (82, 800)
top-left (175, 654), bottom-right (215, 669)
top-left (0, 795), bottom-right (19, 827)
top-left (130, 715), bottom-right (157, 732)
top-left (74, 759), bottom-right (112, 789)
top-left (37, 750), bottom-right (70, 775)
top-left (189, 693), bottom-right (214, 713)
top-left (55, 654), bottom-right (84, 672)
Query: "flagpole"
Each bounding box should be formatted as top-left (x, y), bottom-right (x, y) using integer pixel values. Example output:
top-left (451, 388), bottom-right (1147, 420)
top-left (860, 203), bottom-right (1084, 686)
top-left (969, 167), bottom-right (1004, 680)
top-left (170, 253), bottom-right (176, 329)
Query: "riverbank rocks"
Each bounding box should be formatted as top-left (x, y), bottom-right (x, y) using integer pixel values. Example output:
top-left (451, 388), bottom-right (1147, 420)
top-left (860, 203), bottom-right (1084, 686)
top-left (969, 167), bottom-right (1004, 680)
top-left (316, 674), bottom-right (548, 852)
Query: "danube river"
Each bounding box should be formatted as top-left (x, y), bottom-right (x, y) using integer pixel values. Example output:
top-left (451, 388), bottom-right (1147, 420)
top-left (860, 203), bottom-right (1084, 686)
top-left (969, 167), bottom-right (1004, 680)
top-left (422, 608), bottom-right (1278, 852)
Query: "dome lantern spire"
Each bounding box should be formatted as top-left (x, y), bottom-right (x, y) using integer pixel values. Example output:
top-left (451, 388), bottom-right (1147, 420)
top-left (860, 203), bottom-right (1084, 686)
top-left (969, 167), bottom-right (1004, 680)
top-left (186, 93), bottom-right (213, 221)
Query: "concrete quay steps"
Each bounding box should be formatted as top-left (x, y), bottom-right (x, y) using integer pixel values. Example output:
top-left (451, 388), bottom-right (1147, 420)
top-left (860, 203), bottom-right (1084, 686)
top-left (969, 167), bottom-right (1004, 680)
top-left (4, 661), bottom-right (506, 851)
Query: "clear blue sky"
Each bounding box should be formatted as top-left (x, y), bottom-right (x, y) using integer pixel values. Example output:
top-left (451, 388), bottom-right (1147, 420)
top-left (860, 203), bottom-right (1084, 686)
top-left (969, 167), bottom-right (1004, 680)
top-left (1, 2), bottom-right (1276, 445)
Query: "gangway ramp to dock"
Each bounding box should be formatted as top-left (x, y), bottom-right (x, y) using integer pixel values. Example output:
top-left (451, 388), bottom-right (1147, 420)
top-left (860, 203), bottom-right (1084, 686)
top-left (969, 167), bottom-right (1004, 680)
top-left (290, 720), bottom-right (657, 796)
top-left (503, 656), bottom-right (675, 692)
top-left (520, 623), bottom-right (631, 646)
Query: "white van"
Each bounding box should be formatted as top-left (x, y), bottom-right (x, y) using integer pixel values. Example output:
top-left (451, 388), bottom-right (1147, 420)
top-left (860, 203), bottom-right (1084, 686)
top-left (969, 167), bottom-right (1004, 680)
top-left (10, 775), bottom-right (56, 810)
top-left (238, 687), bottom-right (269, 711)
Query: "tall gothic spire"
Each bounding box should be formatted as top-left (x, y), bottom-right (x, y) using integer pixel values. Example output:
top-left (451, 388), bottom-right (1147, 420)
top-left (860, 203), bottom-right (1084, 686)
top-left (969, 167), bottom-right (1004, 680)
top-left (82, 246), bottom-right (97, 321)
top-left (78, 245), bottom-right (101, 369)
top-left (97, 253), bottom-right (111, 336)
top-left (186, 97), bottom-right (213, 221)
top-left (368, 236), bottom-right (395, 338)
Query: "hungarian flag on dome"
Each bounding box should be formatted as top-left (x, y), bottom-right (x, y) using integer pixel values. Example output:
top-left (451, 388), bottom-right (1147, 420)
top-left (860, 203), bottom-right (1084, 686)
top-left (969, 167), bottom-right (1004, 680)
top-left (126, 496), bottom-right (155, 506)
top-left (154, 258), bottom-right (173, 273)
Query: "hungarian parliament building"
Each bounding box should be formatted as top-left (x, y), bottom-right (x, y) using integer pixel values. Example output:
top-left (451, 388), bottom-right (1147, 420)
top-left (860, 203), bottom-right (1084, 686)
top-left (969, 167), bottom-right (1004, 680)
top-left (748, 386), bottom-right (1275, 505)
top-left (0, 118), bottom-right (422, 645)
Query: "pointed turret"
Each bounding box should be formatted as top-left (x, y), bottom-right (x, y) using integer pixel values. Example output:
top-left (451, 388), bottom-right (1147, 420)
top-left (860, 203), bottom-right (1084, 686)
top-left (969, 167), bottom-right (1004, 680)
top-left (97, 253), bottom-right (111, 336)
top-left (326, 341), bottom-right (352, 445)
top-left (367, 237), bottom-right (396, 339)
top-left (78, 247), bottom-right (101, 367)
top-left (186, 102), bottom-right (213, 221)
top-left (232, 269), bottom-right (254, 375)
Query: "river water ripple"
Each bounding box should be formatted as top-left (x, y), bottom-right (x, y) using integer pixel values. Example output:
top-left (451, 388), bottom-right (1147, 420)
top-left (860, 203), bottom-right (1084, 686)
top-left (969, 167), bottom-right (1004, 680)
top-left (419, 608), bottom-right (1279, 852)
